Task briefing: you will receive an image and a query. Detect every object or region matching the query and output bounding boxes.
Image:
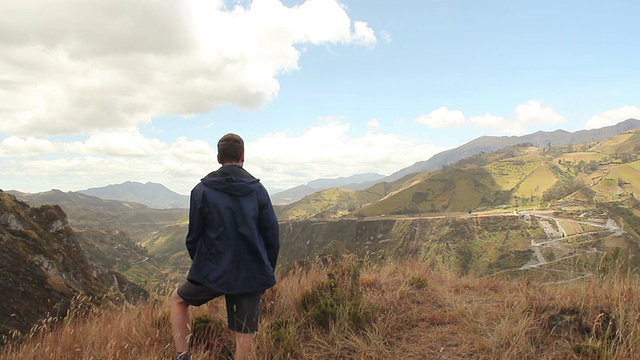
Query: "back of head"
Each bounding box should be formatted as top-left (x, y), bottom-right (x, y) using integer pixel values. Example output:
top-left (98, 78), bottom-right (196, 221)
top-left (217, 133), bottom-right (244, 165)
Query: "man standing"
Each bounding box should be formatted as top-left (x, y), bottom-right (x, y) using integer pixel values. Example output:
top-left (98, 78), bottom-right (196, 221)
top-left (170, 133), bottom-right (280, 360)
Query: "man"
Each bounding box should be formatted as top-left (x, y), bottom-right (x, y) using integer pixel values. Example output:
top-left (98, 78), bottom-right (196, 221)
top-left (170, 133), bottom-right (280, 360)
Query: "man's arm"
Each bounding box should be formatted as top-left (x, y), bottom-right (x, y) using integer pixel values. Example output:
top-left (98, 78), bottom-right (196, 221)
top-left (185, 187), bottom-right (204, 260)
top-left (258, 188), bottom-right (279, 270)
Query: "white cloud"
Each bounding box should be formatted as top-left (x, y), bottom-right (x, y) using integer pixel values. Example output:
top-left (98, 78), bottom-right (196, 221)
top-left (1, 120), bottom-right (443, 194)
top-left (414, 107), bottom-right (465, 128)
top-left (352, 21), bottom-right (377, 47)
top-left (515, 101), bottom-right (565, 125)
top-left (584, 105), bottom-right (640, 129)
top-left (0, 0), bottom-right (376, 137)
top-left (63, 131), bottom-right (167, 156)
top-left (246, 121), bottom-right (444, 189)
top-left (0, 137), bottom-right (58, 157)
top-left (469, 101), bottom-right (565, 135)
top-left (1, 132), bottom-right (218, 194)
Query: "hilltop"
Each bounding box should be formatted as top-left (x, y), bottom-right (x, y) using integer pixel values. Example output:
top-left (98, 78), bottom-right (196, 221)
top-left (3, 257), bottom-right (640, 359)
top-left (271, 173), bottom-right (385, 205)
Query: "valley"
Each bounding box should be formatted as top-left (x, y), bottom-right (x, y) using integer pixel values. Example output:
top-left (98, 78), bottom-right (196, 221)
top-left (7, 126), bottom-right (640, 289)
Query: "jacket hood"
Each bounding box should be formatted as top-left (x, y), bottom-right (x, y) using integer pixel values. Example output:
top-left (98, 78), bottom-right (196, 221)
top-left (200, 165), bottom-right (261, 196)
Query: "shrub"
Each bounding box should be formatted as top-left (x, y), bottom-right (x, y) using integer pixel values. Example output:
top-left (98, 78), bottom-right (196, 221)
top-left (190, 315), bottom-right (232, 356)
top-left (299, 257), bottom-right (372, 332)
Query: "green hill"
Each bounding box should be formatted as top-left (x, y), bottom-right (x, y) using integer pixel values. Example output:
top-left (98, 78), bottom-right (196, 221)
top-left (275, 187), bottom-right (383, 220)
top-left (277, 129), bottom-right (640, 220)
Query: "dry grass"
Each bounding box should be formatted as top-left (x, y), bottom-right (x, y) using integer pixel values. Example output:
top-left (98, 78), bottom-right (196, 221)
top-left (3, 257), bottom-right (640, 359)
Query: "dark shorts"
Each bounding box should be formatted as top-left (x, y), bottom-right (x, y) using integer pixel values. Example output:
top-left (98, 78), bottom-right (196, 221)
top-left (176, 281), bottom-right (262, 334)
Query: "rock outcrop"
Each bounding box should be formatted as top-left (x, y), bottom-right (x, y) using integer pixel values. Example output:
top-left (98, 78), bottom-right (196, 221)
top-left (0, 191), bottom-right (147, 342)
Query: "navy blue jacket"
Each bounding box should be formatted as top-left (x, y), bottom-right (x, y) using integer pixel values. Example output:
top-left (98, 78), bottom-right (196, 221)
top-left (185, 165), bottom-right (279, 294)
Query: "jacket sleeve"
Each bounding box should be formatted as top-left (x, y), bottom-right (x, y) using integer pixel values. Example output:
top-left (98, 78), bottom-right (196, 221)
top-left (185, 186), bottom-right (204, 260)
top-left (258, 187), bottom-right (280, 270)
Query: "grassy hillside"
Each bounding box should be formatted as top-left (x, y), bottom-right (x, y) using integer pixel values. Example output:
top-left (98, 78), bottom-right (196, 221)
top-left (355, 166), bottom-right (503, 216)
top-left (74, 228), bottom-right (168, 288)
top-left (4, 257), bottom-right (640, 359)
top-left (277, 129), bottom-right (640, 220)
top-left (275, 187), bottom-right (382, 220)
top-left (141, 221), bottom-right (191, 278)
top-left (277, 206), bottom-right (639, 279)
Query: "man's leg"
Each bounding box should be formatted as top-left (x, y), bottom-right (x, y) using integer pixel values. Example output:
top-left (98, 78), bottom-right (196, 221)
top-left (170, 289), bottom-right (191, 353)
top-left (234, 332), bottom-right (255, 360)
top-left (226, 292), bottom-right (262, 360)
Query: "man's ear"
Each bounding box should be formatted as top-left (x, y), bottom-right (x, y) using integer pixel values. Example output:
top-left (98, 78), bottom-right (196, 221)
top-left (217, 154), bottom-right (223, 164)
top-left (240, 154), bottom-right (245, 164)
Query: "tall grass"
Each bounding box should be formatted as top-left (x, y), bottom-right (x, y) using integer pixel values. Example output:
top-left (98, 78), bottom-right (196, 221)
top-left (3, 257), bottom-right (640, 359)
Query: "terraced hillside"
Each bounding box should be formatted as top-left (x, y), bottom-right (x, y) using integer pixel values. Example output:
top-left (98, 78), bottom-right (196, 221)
top-left (278, 129), bottom-right (640, 220)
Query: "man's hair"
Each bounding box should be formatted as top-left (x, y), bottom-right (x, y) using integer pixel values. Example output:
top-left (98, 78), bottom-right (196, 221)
top-left (217, 133), bottom-right (244, 164)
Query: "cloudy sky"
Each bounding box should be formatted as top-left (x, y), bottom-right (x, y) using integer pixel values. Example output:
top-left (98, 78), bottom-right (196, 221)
top-left (1, 0), bottom-right (639, 195)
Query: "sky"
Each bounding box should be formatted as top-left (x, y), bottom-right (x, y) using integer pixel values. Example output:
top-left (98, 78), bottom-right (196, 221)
top-left (1, 0), bottom-right (639, 195)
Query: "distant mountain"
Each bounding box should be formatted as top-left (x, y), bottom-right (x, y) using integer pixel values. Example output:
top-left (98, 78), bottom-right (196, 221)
top-left (271, 173), bottom-right (385, 205)
top-left (0, 191), bottom-right (147, 341)
top-left (272, 120), bottom-right (640, 205)
top-left (276, 127), bottom-right (640, 220)
top-left (274, 187), bottom-right (383, 220)
top-left (271, 185), bottom-right (317, 206)
top-left (307, 173), bottom-right (386, 189)
top-left (385, 118), bottom-right (640, 182)
top-left (9, 189), bottom-right (186, 243)
top-left (79, 181), bottom-right (189, 209)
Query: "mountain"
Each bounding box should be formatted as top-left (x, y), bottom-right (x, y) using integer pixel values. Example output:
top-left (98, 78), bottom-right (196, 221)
top-left (274, 187), bottom-right (383, 220)
top-left (270, 120), bottom-right (640, 204)
top-left (276, 128), bottom-right (640, 220)
top-left (385, 118), bottom-right (640, 182)
top-left (0, 191), bottom-right (147, 341)
top-left (271, 185), bottom-right (317, 206)
top-left (307, 173), bottom-right (386, 189)
top-left (79, 181), bottom-right (189, 209)
top-left (271, 173), bottom-right (385, 205)
top-left (9, 189), bottom-right (187, 243)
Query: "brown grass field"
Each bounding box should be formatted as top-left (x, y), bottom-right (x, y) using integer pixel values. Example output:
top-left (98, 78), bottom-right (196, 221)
top-left (3, 256), bottom-right (640, 360)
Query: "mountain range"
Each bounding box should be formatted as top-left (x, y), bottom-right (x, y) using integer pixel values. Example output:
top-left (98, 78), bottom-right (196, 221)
top-left (270, 173), bottom-right (385, 205)
top-left (79, 181), bottom-right (189, 209)
top-left (275, 124), bottom-right (640, 220)
top-left (271, 118), bottom-right (640, 205)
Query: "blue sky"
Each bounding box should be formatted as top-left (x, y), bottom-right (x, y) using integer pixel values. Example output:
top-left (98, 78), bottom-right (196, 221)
top-left (1, 0), bottom-right (639, 195)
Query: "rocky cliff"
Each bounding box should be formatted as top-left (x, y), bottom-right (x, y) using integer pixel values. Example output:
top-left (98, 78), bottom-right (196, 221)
top-left (0, 191), bottom-right (147, 342)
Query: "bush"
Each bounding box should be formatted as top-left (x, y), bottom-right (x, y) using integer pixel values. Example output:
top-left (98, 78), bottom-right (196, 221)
top-left (190, 315), bottom-right (232, 356)
top-left (299, 257), bottom-right (372, 332)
